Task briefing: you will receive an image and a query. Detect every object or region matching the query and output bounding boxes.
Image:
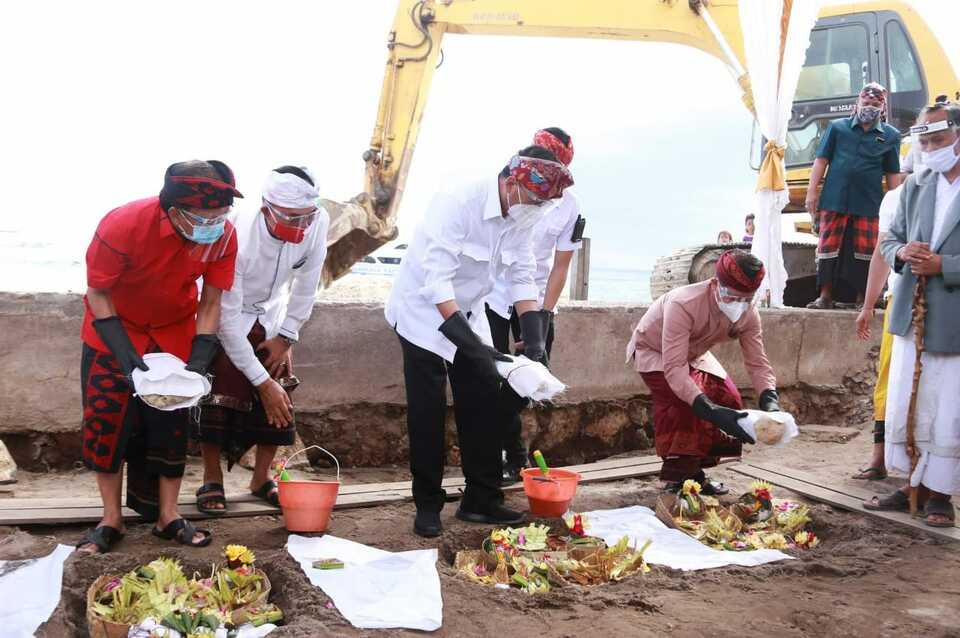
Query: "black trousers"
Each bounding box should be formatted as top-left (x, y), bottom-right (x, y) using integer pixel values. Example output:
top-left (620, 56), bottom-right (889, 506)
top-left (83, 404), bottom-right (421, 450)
top-left (485, 304), bottom-right (555, 465)
top-left (398, 333), bottom-right (504, 513)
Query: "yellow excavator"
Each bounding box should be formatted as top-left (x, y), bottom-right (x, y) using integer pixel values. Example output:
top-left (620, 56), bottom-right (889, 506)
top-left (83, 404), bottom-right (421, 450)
top-left (321, 0), bottom-right (958, 306)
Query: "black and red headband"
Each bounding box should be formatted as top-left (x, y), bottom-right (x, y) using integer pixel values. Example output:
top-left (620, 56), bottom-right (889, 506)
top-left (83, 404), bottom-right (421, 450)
top-left (159, 160), bottom-right (244, 210)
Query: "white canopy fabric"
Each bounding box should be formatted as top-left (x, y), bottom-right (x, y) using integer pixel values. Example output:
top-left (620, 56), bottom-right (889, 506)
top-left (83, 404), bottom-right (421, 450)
top-left (739, 0), bottom-right (823, 306)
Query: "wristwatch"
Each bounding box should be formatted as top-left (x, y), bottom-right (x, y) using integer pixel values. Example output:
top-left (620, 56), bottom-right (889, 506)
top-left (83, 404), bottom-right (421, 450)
top-left (279, 334), bottom-right (297, 346)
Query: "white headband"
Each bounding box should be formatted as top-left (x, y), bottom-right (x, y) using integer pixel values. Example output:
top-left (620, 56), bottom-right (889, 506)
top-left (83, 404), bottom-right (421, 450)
top-left (910, 119), bottom-right (955, 136)
top-left (262, 168), bottom-right (320, 209)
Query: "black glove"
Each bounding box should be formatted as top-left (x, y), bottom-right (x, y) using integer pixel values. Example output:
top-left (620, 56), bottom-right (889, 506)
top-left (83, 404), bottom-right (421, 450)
top-left (758, 388), bottom-right (781, 412)
top-left (439, 311), bottom-right (510, 385)
top-left (518, 310), bottom-right (549, 365)
top-left (185, 334), bottom-right (221, 376)
top-left (92, 316), bottom-right (149, 377)
top-left (691, 394), bottom-right (754, 444)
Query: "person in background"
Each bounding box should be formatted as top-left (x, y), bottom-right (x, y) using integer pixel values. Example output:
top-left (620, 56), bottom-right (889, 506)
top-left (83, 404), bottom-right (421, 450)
top-left (486, 127), bottom-right (583, 484)
top-left (626, 250), bottom-right (779, 493)
top-left (385, 145), bottom-right (573, 537)
top-left (196, 166), bottom-right (329, 513)
top-left (717, 230), bottom-right (733, 244)
top-left (866, 102), bottom-right (960, 527)
top-left (852, 132), bottom-right (926, 481)
top-left (806, 83), bottom-right (902, 309)
top-left (78, 160), bottom-right (241, 553)
top-left (743, 214), bottom-right (755, 243)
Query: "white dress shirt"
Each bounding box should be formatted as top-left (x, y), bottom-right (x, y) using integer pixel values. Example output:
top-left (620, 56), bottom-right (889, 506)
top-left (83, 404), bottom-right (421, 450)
top-left (878, 185), bottom-right (902, 295)
top-left (932, 173), bottom-right (960, 248)
top-left (218, 206), bottom-right (330, 386)
top-left (486, 189), bottom-right (581, 319)
top-left (384, 176), bottom-right (539, 362)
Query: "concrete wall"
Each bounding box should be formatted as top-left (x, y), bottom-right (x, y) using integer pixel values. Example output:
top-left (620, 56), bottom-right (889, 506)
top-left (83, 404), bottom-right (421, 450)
top-left (0, 293), bottom-right (881, 470)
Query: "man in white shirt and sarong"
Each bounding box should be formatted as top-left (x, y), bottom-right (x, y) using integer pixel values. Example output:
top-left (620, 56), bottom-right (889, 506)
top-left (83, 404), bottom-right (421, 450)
top-left (866, 102), bottom-right (960, 527)
top-left (485, 127), bottom-right (583, 484)
top-left (196, 166), bottom-right (329, 513)
top-left (385, 146), bottom-right (574, 537)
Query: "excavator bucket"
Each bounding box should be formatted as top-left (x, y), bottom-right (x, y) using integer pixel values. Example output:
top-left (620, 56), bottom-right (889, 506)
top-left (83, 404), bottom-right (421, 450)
top-left (320, 195), bottom-right (399, 287)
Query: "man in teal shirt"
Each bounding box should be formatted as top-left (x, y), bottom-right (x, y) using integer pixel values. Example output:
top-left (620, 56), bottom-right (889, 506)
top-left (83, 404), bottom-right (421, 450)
top-left (805, 83), bottom-right (902, 309)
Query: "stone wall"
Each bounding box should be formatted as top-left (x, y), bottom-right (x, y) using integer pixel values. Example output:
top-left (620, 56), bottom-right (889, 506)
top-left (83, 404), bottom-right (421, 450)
top-left (0, 293), bottom-right (881, 470)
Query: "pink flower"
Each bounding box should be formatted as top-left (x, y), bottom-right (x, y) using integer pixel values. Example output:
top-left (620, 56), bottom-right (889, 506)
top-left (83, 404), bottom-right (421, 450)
top-left (103, 578), bottom-right (122, 593)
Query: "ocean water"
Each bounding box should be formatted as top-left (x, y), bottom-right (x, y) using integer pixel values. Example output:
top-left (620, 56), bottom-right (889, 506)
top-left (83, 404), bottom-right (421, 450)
top-left (0, 230), bottom-right (652, 304)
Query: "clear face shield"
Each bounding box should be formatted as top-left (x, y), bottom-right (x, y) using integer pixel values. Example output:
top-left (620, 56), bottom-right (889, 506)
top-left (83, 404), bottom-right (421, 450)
top-left (169, 206), bottom-right (237, 263)
top-left (715, 283), bottom-right (757, 322)
top-left (264, 201), bottom-right (320, 229)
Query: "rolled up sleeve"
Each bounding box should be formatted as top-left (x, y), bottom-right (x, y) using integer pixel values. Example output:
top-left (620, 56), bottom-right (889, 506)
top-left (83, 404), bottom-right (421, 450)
top-left (417, 192), bottom-right (467, 304)
top-left (217, 256), bottom-right (269, 386)
top-left (738, 310), bottom-right (776, 394)
top-left (279, 214), bottom-right (329, 341)
top-left (660, 301), bottom-right (702, 405)
top-left (555, 194), bottom-right (581, 252)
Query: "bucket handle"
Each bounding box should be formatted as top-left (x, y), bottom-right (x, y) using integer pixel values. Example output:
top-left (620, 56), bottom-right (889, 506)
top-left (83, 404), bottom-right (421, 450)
top-left (280, 445), bottom-right (340, 482)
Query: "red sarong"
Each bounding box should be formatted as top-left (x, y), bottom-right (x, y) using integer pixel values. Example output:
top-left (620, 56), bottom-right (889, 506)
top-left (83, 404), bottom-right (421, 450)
top-left (641, 368), bottom-right (743, 482)
top-left (816, 210), bottom-right (879, 262)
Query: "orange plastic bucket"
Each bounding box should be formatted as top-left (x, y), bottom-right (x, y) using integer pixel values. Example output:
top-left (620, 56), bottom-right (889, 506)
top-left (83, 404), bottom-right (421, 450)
top-left (520, 467), bottom-right (581, 517)
top-left (276, 446), bottom-right (341, 533)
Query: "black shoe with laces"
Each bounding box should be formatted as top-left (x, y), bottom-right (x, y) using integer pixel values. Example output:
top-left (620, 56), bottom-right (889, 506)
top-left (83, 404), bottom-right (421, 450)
top-left (455, 503), bottom-right (525, 525)
top-left (413, 510), bottom-right (442, 538)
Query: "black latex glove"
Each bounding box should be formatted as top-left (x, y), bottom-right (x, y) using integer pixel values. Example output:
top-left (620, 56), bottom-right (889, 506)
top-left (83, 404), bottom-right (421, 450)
top-left (758, 388), bottom-right (781, 412)
top-left (92, 316), bottom-right (149, 377)
top-left (439, 311), bottom-right (510, 386)
top-left (691, 394), bottom-right (754, 444)
top-left (518, 309), bottom-right (549, 365)
top-left (185, 333), bottom-right (221, 376)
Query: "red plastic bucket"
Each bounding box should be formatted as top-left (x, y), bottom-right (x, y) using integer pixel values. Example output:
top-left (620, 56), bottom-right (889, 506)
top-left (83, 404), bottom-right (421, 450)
top-left (520, 468), bottom-right (581, 517)
top-left (276, 446), bottom-right (341, 533)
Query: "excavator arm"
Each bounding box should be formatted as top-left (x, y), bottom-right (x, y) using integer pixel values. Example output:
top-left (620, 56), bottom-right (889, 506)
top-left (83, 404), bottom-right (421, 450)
top-left (321, 0), bottom-right (749, 284)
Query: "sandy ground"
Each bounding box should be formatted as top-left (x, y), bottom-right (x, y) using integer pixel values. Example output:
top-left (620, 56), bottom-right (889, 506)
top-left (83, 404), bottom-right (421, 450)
top-left (3, 425), bottom-right (960, 638)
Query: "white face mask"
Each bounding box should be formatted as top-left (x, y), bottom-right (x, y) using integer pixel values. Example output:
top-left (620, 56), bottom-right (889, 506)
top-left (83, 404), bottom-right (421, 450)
top-left (718, 300), bottom-right (749, 323)
top-left (922, 137), bottom-right (960, 173)
top-left (507, 184), bottom-right (547, 229)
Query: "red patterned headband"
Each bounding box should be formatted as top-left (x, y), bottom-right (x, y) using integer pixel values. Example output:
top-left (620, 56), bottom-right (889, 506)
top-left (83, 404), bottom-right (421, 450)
top-left (715, 250), bottom-right (765, 293)
top-left (859, 85), bottom-right (887, 105)
top-left (533, 129), bottom-right (574, 166)
top-left (508, 155), bottom-right (574, 200)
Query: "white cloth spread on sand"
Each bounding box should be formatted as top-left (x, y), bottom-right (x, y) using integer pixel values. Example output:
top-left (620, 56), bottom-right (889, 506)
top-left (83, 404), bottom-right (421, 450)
top-left (0, 543), bottom-right (73, 638)
top-left (286, 534), bottom-right (442, 631)
top-left (884, 330), bottom-right (960, 495)
top-left (582, 506), bottom-right (792, 571)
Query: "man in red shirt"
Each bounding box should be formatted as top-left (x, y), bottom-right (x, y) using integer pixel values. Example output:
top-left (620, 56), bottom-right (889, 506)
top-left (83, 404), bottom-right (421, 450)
top-left (77, 160), bottom-right (240, 553)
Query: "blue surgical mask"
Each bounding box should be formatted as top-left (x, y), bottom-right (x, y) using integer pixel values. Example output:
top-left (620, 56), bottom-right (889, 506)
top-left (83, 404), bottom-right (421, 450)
top-left (177, 208), bottom-right (227, 244)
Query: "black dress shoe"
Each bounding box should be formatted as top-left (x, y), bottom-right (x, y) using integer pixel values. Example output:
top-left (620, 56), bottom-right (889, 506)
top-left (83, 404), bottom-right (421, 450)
top-left (414, 510), bottom-right (442, 538)
top-left (456, 503), bottom-right (525, 525)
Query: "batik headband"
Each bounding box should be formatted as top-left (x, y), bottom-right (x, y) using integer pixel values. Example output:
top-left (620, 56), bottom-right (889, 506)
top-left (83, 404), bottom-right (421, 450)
top-left (859, 85), bottom-right (887, 105)
top-left (160, 160), bottom-right (244, 210)
top-left (508, 154), bottom-right (574, 200)
top-left (533, 129), bottom-right (574, 166)
top-left (715, 250), bottom-right (765, 293)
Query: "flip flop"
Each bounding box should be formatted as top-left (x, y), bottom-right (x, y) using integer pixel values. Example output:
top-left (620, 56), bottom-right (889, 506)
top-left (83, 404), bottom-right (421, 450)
top-left (922, 499), bottom-right (956, 528)
top-left (251, 479), bottom-right (280, 507)
top-left (806, 298), bottom-right (835, 310)
top-left (851, 466), bottom-right (888, 481)
top-left (152, 518), bottom-right (212, 547)
top-left (863, 490), bottom-right (910, 512)
top-left (77, 525), bottom-right (124, 554)
top-left (700, 478), bottom-right (729, 496)
top-left (196, 482), bottom-right (227, 515)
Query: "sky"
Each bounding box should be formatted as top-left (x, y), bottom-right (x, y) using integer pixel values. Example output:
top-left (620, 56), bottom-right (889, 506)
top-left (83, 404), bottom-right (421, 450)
top-left (1, 0), bottom-right (958, 286)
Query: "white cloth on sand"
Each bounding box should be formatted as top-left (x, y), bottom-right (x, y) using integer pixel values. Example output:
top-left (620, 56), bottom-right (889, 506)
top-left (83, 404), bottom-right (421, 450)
top-left (0, 543), bottom-right (73, 638)
top-left (582, 506), bottom-right (792, 571)
top-left (286, 534), bottom-right (442, 631)
top-left (884, 331), bottom-right (960, 495)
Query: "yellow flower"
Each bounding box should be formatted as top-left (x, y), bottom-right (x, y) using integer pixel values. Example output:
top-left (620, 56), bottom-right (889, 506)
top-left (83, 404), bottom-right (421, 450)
top-left (224, 544), bottom-right (256, 565)
top-left (794, 531), bottom-right (820, 549)
top-left (681, 479), bottom-right (702, 496)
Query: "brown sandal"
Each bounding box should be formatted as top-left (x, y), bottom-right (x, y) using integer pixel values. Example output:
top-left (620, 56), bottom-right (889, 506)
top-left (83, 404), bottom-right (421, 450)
top-left (923, 499), bottom-right (956, 528)
top-left (852, 466), bottom-right (888, 481)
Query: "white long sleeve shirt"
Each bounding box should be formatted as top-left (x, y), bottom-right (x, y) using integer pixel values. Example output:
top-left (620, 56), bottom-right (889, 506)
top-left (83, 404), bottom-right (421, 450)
top-left (384, 176), bottom-right (539, 362)
top-left (217, 207), bottom-right (330, 386)
top-left (486, 189), bottom-right (581, 318)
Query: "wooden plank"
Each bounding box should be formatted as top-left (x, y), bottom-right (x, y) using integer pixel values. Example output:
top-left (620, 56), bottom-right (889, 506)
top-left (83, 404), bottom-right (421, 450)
top-left (744, 462), bottom-right (874, 501)
top-left (1, 454), bottom-right (663, 511)
top-left (729, 464), bottom-right (960, 543)
top-left (1, 457), bottom-right (662, 526)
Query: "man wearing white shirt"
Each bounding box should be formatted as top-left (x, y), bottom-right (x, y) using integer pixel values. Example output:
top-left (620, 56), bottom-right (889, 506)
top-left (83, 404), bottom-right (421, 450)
top-left (485, 128), bottom-right (583, 484)
top-left (196, 166), bottom-right (329, 513)
top-left (385, 146), bottom-right (574, 537)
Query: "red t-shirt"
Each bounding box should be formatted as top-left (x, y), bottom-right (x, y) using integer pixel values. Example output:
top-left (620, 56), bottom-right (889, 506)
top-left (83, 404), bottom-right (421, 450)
top-left (81, 196), bottom-right (237, 360)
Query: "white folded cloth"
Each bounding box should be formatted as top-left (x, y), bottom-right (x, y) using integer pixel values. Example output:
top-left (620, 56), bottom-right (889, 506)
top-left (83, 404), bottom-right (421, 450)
top-left (495, 354), bottom-right (566, 402)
